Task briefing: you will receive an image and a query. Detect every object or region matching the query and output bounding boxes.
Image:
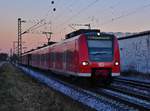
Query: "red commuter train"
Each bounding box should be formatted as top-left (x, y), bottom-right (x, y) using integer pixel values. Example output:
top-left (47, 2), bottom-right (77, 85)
top-left (21, 29), bottom-right (120, 84)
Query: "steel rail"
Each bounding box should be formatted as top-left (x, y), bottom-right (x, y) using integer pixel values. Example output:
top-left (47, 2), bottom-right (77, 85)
top-left (113, 77), bottom-right (150, 89)
top-left (108, 84), bottom-right (150, 102)
top-left (92, 88), bottom-right (150, 111)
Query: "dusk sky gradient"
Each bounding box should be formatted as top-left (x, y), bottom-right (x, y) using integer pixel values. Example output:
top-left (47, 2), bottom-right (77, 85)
top-left (0, 0), bottom-right (150, 54)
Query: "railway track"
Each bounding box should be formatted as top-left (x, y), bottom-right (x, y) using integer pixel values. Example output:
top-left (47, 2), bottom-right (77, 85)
top-left (92, 76), bottom-right (150, 110)
top-left (16, 65), bottom-right (150, 111)
top-left (113, 77), bottom-right (150, 89)
top-left (109, 83), bottom-right (150, 101)
top-left (92, 87), bottom-right (150, 111)
top-left (16, 65), bottom-right (137, 110)
top-left (76, 76), bottom-right (150, 110)
top-left (57, 76), bottom-right (150, 110)
top-left (16, 65), bottom-right (131, 111)
top-left (52, 74), bottom-right (150, 110)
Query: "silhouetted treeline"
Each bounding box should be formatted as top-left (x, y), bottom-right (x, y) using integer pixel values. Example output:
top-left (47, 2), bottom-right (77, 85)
top-left (0, 53), bottom-right (8, 61)
top-left (9, 54), bottom-right (18, 63)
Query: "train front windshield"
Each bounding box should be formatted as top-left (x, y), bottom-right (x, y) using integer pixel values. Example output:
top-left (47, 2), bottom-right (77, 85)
top-left (87, 37), bottom-right (113, 62)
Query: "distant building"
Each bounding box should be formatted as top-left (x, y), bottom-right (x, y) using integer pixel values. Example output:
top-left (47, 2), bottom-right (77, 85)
top-left (118, 30), bottom-right (150, 74)
top-left (105, 32), bottom-right (136, 38)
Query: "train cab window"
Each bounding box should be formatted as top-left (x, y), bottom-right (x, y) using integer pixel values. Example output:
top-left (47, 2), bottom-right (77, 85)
top-left (87, 39), bottom-right (113, 62)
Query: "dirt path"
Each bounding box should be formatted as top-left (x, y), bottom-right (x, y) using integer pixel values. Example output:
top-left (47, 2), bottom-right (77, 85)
top-left (0, 63), bottom-right (94, 111)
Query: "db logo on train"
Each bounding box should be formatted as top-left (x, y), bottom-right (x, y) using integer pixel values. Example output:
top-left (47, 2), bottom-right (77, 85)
top-left (98, 63), bottom-right (105, 67)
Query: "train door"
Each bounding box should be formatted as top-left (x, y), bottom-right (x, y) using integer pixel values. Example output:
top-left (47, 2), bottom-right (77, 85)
top-left (74, 39), bottom-right (79, 73)
top-left (63, 52), bottom-right (67, 71)
top-left (27, 54), bottom-right (31, 66)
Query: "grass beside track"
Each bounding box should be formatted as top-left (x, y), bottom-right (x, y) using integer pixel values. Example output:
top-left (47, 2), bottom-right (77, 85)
top-left (0, 63), bottom-right (93, 111)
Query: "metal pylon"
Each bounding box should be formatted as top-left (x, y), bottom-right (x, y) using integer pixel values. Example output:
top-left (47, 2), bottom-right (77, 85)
top-left (18, 18), bottom-right (22, 62)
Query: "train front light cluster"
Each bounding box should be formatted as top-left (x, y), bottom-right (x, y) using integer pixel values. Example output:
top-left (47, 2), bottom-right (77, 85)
top-left (114, 61), bottom-right (119, 66)
top-left (82, 61), bottom-right (89, 66)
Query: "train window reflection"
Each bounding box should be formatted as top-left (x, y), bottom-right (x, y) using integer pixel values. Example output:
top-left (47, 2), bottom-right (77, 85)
top-left (87, 39), bottom-right (113, 62)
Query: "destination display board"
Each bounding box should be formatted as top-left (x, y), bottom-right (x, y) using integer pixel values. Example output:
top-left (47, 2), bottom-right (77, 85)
top-left (87, 36), bottom-right (112, 40)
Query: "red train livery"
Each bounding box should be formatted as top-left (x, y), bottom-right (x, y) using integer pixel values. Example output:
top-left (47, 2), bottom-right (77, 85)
top-left (21, 29), bottom-right (120, 84)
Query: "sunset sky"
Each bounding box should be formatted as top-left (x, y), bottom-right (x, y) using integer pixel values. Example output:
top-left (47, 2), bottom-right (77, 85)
top-left (0, 0), bottom-right (150, 54)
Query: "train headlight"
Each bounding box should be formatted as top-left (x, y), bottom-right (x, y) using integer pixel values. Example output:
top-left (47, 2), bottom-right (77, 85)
top-left (114, 61), bottom-right (119, 66)
top-left (82, 61), bottom-right (89, 66)
top-left (97, 32), bottom-right (100, 36)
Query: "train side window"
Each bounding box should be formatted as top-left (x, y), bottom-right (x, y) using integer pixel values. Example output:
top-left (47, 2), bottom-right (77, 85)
top-left (63, 51), bottom-right (67, 63)
top-left (53, 52), bottom-right (56, 62)
top-left (51, 53), bottom-right (52, 62)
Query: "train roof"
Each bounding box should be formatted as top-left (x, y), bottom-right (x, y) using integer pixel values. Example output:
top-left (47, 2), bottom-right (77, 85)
top-left (22, 29), bottom-right (115, 55)
top-left (65, 29), bottom-right (100, 39)
top-left (22, 41), bottom-right (56, 55)
top-left (65, 29), bottom-right (115, 39)
top-left (118, 30), bottom-right (150, 40)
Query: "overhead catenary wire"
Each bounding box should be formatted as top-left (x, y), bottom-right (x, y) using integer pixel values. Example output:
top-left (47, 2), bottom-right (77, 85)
top-left (23, 1), bottom-right (150, 40)
top-left (28, 0), bottom-right (74, 34)
top-left (28, 20), bottom-right (52, 34)
top-left (66, 0), bottom-right (121, 31)
top-left (101, 3), bottom-right (150, 26)
top-left (57, 0), bottom-right (100, 27)
top-left (64, 0), bottom-right (121, 30)
top-left (51, 0), bottom-right (81, 25)
top-left (54, 0), bottom-right (100, 36)
top-left (25, 19), bottom-right (45, 33)
top-left (23, 1), bottom-right (56, 34)
top-left (24, 0), bottom-right (100, 36)
top-left (29, 22), bottom-right (47, 33)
